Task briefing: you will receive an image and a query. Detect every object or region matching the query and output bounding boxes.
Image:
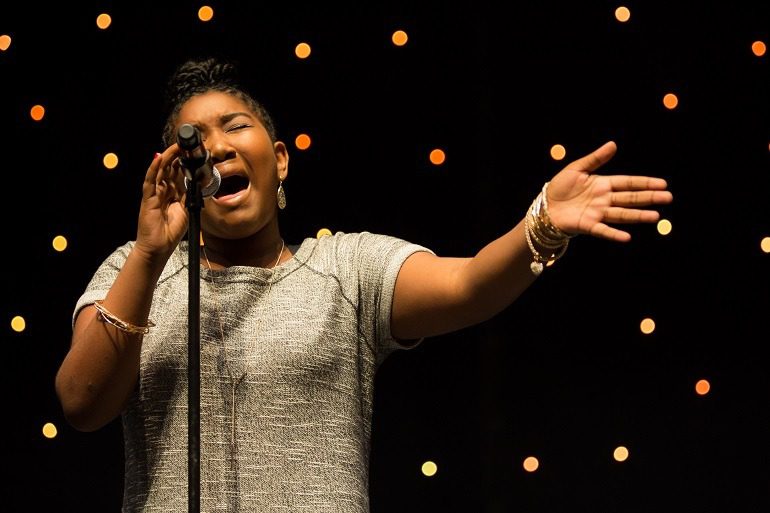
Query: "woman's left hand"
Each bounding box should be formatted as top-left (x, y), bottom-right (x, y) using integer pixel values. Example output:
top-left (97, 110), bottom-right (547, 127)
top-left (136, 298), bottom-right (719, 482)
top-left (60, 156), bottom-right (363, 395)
top-left (545, 141), bottom-right (674, 242)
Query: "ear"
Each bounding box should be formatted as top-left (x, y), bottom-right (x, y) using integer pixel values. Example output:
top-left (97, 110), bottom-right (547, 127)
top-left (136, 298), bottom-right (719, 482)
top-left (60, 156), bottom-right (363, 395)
top-left (274, 141), bottom-right (289, 181)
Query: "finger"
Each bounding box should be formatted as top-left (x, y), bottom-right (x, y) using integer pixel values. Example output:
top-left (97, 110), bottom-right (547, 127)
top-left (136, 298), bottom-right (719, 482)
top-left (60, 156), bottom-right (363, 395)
top-left (564, 140), bottom-right (617, 174)
top-left (589, 222), bottom-right (632, 242)
top-left (170, 158), bottom-right (187, 192)
top-left (142, 153), bottom-right (163, 200)
top-left (609, 175), bottom-right (670, 192)
top-left (602, 207), bottom-right (662, 224)
top-left (610, 189), bottom-right (674, 207)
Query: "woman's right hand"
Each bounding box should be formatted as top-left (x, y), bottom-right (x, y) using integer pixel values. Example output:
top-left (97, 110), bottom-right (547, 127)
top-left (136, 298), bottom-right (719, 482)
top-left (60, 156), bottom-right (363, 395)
top-left (134, 145), bottom-right (189, 262)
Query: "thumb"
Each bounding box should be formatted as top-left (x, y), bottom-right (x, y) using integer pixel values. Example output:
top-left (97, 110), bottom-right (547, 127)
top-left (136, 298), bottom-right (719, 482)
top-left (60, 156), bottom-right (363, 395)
top-left (564, 140), bottom-right (617, 173)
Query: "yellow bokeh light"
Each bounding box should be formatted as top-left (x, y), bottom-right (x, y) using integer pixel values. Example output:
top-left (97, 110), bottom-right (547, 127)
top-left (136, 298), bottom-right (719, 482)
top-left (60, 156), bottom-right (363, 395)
top-left (760, 236), bottom-right (770, 253)
top-left (96, 13), bottom-right (112, 30)
top-left (640, 317), bottom-right (655, 335)
top-left (522, 456), bottom-right (539, 472)
top-left (30, 104), bottom-right (45, 121)
top-left (550, 144), bottom-right (566, 161)
top-left (295, 133), bottom-right (312, 150)
top-left (615, 7), bottom-right (631, 23)
top-left (421, 461), bottom-right (437, 477)
top-left (392, 30), bottom-right (408, 46)
top-left (695, 379), bottom-right (711, 396)
top-left (103, 152), bottom-right (119, 169)
top-left (198, 6), bottom-right (214, 22)
top-left (11, 315), bottom-right (26, 332)
top-left (751, 41), bottom-right (766, 57)
top-left (657, 219), bottom-right (672, 236)
top-left (429, 148), bottom-right (446, 165)
top-left (613, 446), bottom-right (629, 462)
top-left (663, 93), bottom-right (679, 110)
top-left (42, 422), bottom-right (58, 439)
top-left (0, 34), bottom-right (11, 51)
top-left (52, 235), bottom-right (68, 252)
top-left (317, 228), bottom-right (332, 238)
top-left (295, 42), bottom-right (312, 59)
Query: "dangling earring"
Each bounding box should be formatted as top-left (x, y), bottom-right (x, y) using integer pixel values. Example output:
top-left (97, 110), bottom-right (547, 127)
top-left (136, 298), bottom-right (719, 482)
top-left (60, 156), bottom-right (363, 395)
top-left (277, 180), bottom-right (287, 210)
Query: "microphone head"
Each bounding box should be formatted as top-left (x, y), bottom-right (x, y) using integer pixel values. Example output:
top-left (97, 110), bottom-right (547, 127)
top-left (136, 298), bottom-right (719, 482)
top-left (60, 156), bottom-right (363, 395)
top-left (177, 124), bottom-right (201, 151)
top-left (184, 166), bottom-right (221, 198)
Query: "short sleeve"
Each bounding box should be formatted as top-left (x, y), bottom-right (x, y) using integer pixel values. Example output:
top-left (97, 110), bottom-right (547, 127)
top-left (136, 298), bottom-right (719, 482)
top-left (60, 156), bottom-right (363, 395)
top-left (325, 232), bottom-right (435, 362)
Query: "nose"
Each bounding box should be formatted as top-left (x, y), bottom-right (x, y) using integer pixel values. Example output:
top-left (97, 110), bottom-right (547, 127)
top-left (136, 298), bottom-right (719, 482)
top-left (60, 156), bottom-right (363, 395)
top-left (206, 130), bottom-right (236, 164)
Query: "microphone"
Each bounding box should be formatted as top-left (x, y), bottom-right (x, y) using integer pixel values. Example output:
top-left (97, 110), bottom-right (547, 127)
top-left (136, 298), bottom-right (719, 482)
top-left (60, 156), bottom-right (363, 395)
top-left (176, 123), bottom-right (221, 198)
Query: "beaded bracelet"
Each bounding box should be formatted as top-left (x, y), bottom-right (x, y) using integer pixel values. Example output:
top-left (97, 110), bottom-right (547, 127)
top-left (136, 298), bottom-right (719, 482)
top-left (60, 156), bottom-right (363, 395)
top-left (525, 182), bottom-right (571, 276)
top-left (94, 300), bottom-right (155, 335)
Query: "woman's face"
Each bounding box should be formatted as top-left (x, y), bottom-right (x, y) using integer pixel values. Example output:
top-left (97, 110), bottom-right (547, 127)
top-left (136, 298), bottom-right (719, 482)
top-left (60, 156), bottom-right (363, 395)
top-left (175, 90), bottom-right (288, 239)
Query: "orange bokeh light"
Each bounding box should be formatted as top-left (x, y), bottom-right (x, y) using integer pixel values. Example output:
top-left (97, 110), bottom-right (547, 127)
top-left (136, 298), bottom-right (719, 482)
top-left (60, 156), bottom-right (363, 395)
top-left (429, 149), bottom-right (446, 165)
top-left (663, 93), bottom-right (679, 110)
top-left (295, 42), bottom-right (311, 59)
top-left (392, 30), bottom-right (408, 46)
top-left (198, 6), bottom-right (214, 22)
top-left (751, 41), bottom-right (766, 57)
top-left (30, 104), bottom-right (46, 121)
top-left (96, 13), bottom-right (112, 30)
top-left (295, 133), bottom-right (312, 150)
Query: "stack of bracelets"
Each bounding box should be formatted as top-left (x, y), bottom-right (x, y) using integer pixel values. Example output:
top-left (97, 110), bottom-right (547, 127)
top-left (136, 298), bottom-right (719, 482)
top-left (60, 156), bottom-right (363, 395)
top-left (94, 300), bottom-right (155, 335)
top-left (524, 182), bottom-right (575, 275)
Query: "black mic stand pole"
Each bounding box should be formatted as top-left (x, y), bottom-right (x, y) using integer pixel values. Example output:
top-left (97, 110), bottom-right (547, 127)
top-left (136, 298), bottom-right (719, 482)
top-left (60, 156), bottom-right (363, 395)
top-left (185, 170), bottom-right (203, 513)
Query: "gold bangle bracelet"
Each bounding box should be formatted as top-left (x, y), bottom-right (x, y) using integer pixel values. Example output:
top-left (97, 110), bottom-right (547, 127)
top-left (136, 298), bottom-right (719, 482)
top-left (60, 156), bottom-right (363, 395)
top-left (93, 300), bottom-right (155, 335)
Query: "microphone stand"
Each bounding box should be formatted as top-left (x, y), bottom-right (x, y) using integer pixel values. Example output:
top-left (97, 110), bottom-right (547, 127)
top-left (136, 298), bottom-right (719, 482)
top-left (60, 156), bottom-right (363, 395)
top-left (178, 123), bottom-right (220, 513)
top-left (185, 172), bottom-right (202, 513)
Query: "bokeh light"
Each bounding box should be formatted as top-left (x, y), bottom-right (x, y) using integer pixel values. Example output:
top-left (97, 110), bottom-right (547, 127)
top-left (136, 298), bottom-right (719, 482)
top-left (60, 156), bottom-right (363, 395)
top-left (663, 93), bottom-right (679, 109)
top-left (392, 30), bottom-right (408, 46)
top-left (761, 236), bottom-right (770, 253)
top-left (657, 219), bottom-right (672, 235)
top-left (429, 148), bottom-right (446, 165)
top-left (550, 144), bottom-right (566, 160)
top-left (613, 446), bottom-right (629, 462)
top-left (421, 461), bottom-right (437, 477)
top-left (52, 235), bottom-right (68, 252)
top-left (198, 6), bottom-right (214, 22)
top-left (11, 316), bottom-right (26, 332)
top-left (295, 42), bottom-right (311, 59)
top-left (522, 456), bottom-right (539, 472)
top-left (0, 34), bottom-right (11, 51)
top-left (751, 41), bottom-right (766, 57)
top-left (295, 133), bottom-right (312, 150)
top-left (317, 228), bottom-right (332, 238)
top-left (103, 152), bottom-right (119, 169)
top-left (30, 104), bottom-right (45, 121)
top-left (640, 317), bottom-right (656, 334)
top-left (615, 7), bottom-right (631, 22)
top-left (695, 379), bottom-right (711, 395)
top-left (96, 13), bottom-right (112, 30)
top-left (42, 423), bottom-right (58, 439)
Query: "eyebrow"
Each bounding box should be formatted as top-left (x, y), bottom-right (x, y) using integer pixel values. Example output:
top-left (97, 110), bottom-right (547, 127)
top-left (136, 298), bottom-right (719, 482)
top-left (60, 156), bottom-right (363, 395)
top-left (188, 112), bottom-right (255, 132)
top-left (220, 112), bottom-right (253, 124)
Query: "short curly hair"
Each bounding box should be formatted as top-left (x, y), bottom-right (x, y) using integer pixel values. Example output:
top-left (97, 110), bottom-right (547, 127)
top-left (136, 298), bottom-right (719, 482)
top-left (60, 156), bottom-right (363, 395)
top-left (161, 57), bottom-right (277, 147)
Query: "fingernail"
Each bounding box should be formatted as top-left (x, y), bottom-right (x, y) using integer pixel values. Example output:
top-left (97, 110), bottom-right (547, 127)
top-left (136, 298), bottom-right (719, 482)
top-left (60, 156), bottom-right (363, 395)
top-left (154, 152), bottom-right (161, 160)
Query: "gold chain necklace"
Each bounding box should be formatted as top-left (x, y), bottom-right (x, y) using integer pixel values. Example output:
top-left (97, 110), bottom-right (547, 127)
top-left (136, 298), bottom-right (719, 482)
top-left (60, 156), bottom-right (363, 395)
top-left (200, 237), bottom-right (285, 444)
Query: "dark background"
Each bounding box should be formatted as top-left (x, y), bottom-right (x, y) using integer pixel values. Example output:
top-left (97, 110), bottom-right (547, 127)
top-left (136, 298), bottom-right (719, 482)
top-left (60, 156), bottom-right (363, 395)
top-left (2, 1), bottom-right (768, 512)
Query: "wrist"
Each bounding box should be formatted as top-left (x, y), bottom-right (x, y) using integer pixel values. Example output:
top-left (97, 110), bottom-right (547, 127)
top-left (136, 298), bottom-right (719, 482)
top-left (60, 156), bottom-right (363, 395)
top-left (524, 182), bottom-right (571, 275)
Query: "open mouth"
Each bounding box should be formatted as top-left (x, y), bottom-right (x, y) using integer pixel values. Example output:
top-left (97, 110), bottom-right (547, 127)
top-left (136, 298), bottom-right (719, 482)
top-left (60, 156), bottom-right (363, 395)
top-left (215, 175), bottom-right (249, 199)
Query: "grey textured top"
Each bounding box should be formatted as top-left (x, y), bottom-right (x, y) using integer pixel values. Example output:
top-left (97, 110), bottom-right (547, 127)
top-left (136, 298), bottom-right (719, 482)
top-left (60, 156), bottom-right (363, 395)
top-left (73, 231), bottom-right (432, 513)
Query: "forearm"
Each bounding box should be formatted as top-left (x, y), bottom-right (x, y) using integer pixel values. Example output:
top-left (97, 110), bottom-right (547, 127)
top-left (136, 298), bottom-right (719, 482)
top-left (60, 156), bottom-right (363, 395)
top-left (55, 248), bottom-right (166, 431)
top-left (457, 218), bottom-right (541, 323)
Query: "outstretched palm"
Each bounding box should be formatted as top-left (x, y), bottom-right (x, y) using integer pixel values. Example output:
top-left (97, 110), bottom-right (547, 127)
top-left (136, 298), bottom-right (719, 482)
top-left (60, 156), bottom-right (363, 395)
top-left (546, 141), bottom-right (673, 242)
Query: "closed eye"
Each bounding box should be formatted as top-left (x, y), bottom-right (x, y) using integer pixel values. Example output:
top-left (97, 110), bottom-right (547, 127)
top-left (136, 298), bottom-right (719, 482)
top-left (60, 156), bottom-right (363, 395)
top-left (226, 123), bottom-right (251, 132)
